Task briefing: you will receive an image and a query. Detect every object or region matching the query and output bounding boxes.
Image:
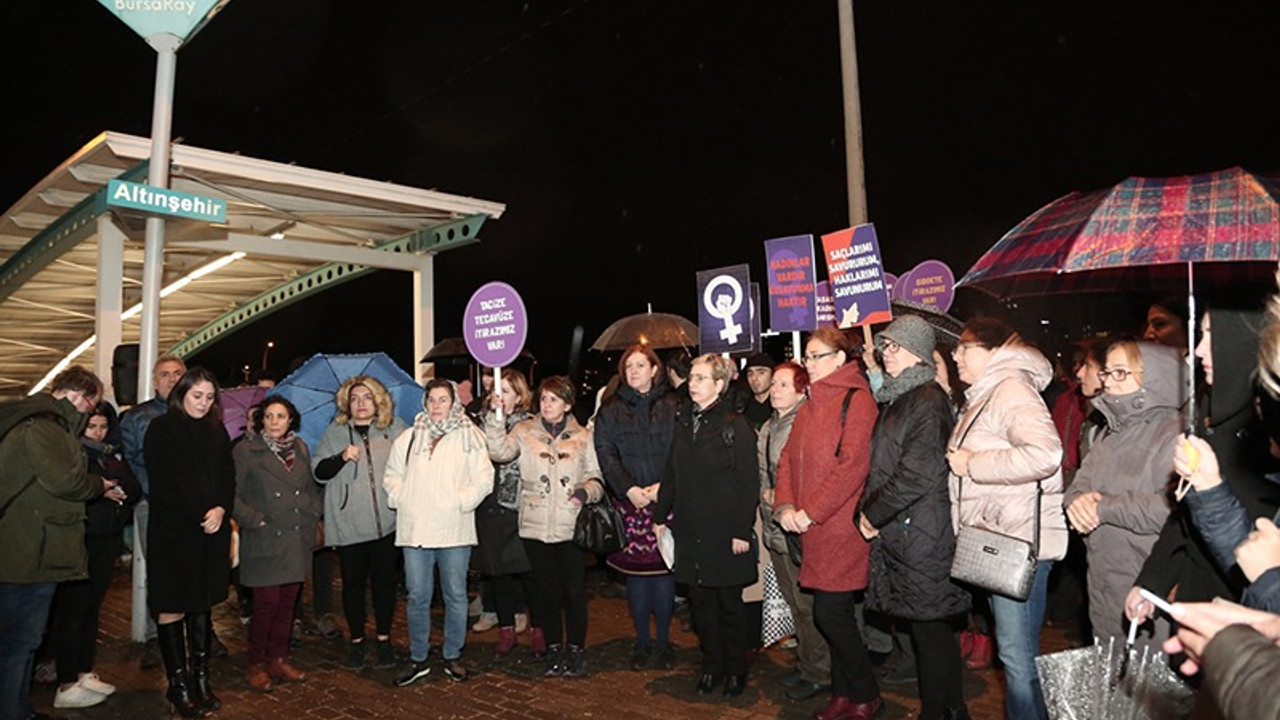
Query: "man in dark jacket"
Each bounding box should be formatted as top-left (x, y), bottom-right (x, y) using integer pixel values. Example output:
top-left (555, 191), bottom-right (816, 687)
top-left (0, 365), bottom-right (105, 720)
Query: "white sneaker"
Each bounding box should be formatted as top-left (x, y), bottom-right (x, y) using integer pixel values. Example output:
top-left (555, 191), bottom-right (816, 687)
top-left (54, 684), bottom-right (107, 709)
top-left (514, 612), bottom-right (529, 633)
top-left (78, 672), bottom-right (116, 695)
top-left (467, 595), bottom-right (483, 617)
top-left (471, 612), bottom-right (498, 632)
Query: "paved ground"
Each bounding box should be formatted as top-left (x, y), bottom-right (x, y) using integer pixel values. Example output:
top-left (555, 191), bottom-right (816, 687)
top-left (30, 561), bottom-right (1080, 720)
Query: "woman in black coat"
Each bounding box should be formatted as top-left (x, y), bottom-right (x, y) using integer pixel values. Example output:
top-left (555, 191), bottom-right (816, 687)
top-left (232, 397), bottom-right (320, 692)
top-left (144, 367), bottom-right (235, 718)
top-left (856, 316), bottom-right (970, 720)
top-left (654, 354), bottom-right (759, 699)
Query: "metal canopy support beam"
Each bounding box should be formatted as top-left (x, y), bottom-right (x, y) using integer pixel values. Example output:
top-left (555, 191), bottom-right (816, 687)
top-left (414, 254), bottom-right (435, 379)
top-left (96, 216), bottom-right (126, 403)
top-left (172, 233), bottom-right (438, 272)
top-left (166, 214), bottom-right (486, 358)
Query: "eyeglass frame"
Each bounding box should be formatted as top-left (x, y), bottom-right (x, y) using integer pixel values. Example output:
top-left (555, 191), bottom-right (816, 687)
top-left (802, 349), bottom-right (840, 364)
top-left (1097, 367), bottom-right (1139, 382)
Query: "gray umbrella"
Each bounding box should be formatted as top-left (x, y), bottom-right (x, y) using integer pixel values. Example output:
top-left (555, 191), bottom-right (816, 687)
top-left (1036, 638), bottom-right (1195, 720)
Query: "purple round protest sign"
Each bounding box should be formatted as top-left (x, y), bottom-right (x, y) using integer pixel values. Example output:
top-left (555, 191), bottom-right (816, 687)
top-left (462, 282), bottom-right (528, 368)
top-left (898, 260), bottom-right (955, 311)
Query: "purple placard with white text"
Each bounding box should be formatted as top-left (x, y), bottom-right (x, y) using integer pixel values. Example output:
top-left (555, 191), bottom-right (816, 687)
top-left (764, 234), bottom-right (818, 332)
top-left (462, 282), bottom-right (528, 368)
top-left (892, 260), bottom-right (955, 311)
top-left (816, 280), bottom-right (836, 327)
top-left (821, 224), bottom-right (892, 328)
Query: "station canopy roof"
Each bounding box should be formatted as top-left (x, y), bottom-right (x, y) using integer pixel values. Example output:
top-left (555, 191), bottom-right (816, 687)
top-left (0, 131), bottom-right (505, 400)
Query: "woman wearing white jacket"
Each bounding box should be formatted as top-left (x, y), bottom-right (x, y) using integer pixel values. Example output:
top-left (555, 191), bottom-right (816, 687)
top-left (384, 379), bottom-right (492, 687)
top-left (486, 376), bottom-right (604, 677)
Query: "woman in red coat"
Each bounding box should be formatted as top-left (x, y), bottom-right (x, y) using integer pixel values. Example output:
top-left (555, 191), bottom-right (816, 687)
top-left (775, 327), bottom-right (881, 720)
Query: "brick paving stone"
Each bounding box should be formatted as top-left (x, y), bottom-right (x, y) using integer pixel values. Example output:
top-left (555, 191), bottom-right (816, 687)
top-left (30, 561), bottom-right (1092, 720)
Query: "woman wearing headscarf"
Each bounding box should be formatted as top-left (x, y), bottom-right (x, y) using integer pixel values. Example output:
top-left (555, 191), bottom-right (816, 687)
top-left (312, 376), bottom-right (407, 671)
top-left (593, 344), bottom-right (681, 670)
top-left (946, 318), bottom-right (1067, 720)
top-left (857, 316), bottom-right (970, 720)
top-left (653, 354), bottom-right (758, 699)
top-left (233, 397), bottom-right (322, 691)
top-left (144, 367), bottom-right (235, 718)
top-left (386, 379), bottom-right (493, 686)
top-left (775, 327), bottom-right (882, 720)
top-left (1128, 304), bottom-right (1280, 621)
top-left (486, 376), bottom-right (605, 677)
top-left (1063, 339), bottom-right (1180, 647)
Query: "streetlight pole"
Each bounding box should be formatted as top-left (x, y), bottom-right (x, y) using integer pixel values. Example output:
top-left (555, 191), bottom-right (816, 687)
top-left (261, 341), bottom-right (274, 370)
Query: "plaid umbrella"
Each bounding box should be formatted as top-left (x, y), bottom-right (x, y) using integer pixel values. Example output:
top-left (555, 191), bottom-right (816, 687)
top-left (269, 352), bottom-right (423, 451)
top-left (957, 166), bottom-right (1280, 298)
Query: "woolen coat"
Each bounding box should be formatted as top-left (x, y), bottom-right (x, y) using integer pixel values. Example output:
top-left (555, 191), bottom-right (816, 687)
top-left (144, 411), bottom-right (235, 613)
top-left (861, 380), bottom-right (970, 621)
top-left (312, 418), bottom-right (405, 547)
top-left (653, 398), bottom-right (759, 588)
top-left (774, 362), bottom-right (878, 592)
top-left (232, 435), bottom-right (322, 587)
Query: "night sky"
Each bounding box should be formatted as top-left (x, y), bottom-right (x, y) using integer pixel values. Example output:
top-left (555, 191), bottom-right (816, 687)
top-left (4, 2), bottom-right (1280, 383)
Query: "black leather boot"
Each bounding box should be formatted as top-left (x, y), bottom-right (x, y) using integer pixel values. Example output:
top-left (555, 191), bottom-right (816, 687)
top-left (157, 620), bottom-right (209, 718)
top-left (186, 612), bottom-right (221, 711)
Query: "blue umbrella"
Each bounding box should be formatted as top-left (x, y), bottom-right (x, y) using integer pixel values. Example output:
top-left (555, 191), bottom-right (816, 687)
top-left (269, 352), bottom-right (423, 451)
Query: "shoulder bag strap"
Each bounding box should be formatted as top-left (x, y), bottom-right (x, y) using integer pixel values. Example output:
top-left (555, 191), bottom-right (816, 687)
top-left (833, 387), bottom-right (858, 458)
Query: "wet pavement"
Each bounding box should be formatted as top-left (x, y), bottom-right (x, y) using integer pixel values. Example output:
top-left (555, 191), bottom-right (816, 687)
top-left (30, 561), bottom-right (1080, 720)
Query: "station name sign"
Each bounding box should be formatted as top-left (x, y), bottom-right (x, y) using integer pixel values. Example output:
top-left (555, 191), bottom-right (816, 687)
top-left (107, 179), bottom-right (227, 223)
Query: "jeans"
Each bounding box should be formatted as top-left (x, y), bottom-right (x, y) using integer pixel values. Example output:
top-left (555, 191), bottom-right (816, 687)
top-left (0, 582), bottom-right (57, 720)
top-left (403, 545), bottom-right (471, 662)
top-left (989, 560), bottom-right (1053, 720)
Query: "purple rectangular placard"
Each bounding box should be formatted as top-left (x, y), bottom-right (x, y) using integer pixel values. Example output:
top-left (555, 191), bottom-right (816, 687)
top-left (697, 263), bottom-right (754, 355)
top-left (816, 280), bottom-right (836, 327)
top-left (821, 224), bottom-right (892, 328)
top-left (764, 234), bottom-right (818, 332)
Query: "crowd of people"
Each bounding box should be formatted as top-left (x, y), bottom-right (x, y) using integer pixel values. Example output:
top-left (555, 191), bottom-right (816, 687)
top-left (6, 285), bottom-right (1280, 720)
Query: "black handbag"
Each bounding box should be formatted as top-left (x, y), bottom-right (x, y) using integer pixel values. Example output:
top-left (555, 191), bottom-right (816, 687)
top-left (572, 490), bottom-right (626, 554)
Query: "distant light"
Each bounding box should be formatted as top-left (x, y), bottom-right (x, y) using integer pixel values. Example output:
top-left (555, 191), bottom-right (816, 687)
top-left (1040, 319), bottom-right (1051, 325)
top-left (270, 232), bottom-right (285, 240)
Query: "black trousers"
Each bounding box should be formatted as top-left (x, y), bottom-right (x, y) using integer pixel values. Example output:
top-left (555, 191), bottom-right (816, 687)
top-left (523, 540), bottom-right (587, 647)
top-left (813, 590), bottom-right (878, 702)
top-left (53, 534), bottom-right (118, 684)
top-left (688, 584), bottom-right (749, 676)
top-left (336, 534), bottom-right (398, 639)
top-left (910, 617), bottom-right (967, 718)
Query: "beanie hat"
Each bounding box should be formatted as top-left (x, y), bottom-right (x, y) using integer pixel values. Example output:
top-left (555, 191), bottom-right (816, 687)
top-left (876, 315), bottom-right (937, 368)
top-left (744, 352), bottom-right (775, 371)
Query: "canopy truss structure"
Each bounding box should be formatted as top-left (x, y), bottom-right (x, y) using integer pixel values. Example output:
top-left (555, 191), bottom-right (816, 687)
top-left (0, 131), bottom-right (505, 401)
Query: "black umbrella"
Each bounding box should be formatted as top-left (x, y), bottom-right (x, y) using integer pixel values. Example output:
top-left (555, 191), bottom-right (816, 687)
top-left (420, 337), bottom-right (535, 365)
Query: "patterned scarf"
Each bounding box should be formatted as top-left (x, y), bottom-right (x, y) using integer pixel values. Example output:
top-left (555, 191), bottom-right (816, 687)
top-left (494, 409), bottom-right (533, 510)
top-left (411, 380), bottom-right (474, 454)
top-left (262, 430), bottom-right (298, 471)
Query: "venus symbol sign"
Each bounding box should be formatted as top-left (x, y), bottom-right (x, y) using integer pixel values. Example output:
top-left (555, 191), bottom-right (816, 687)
top-left (697, 263), bottom-right (753, 354)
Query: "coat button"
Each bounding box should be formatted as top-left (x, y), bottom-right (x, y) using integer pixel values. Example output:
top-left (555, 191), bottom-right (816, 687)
top-left (274, 492), bottom-right (281, 498)
top-left (294, 490), bottom-right (300, 496)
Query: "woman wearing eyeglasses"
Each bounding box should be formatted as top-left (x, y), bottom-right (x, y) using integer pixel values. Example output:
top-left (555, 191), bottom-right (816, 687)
top-left (1063, 340), bottom-right (1180, 648)
top-left (774, 327), bottom-right (882, 720)
top-left (945, 318), bottom-right (1066, 720)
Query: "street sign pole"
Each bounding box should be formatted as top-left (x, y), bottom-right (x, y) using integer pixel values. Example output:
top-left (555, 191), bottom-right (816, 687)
top-left (138, 33), bottom-right (180, 404)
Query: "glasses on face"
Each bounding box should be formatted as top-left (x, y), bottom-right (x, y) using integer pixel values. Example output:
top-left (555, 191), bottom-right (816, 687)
top-left (1098, 368), bottom-right (1136, 382)
top-left (952, 342), bottom-right (982, 357)
top-left (688, 372), bottom-right (713, 383)
top-left (802, 350), bottom-right (838, 364)
top-left (879, 340), bottom-right (901, 354)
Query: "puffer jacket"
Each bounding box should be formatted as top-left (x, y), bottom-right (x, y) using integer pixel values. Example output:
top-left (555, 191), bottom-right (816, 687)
top-left (593, 380), bottom-right (680, 497)
top-left (862, 380), bottom-right (969, 621)
top-left (758, 397), bottom-right (805, 555)
top-left (949, 341), bottom-right (1068, 562)
top-left (486, 413), bottom-right (604, 544)
top-left (0, 395), bottom-right (102, 583)
top-left (312, 418), bottom-right (406, 546)
top-left (1064, 342), bottom-right (1180, 640)
top-left (384, 420), bottom-right (492, 548)
top-left (775, 362), bottom-right (878, 592)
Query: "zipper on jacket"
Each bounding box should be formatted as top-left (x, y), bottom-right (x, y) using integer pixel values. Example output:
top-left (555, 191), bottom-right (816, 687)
top-left (362, 432), bottom-right (384, 537)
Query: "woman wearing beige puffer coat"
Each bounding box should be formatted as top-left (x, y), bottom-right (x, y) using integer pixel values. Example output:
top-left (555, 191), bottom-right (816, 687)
top-left (486, 376), bottom-right (604, 678)
top-left (946, 317), bottom-right (1067, 720)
